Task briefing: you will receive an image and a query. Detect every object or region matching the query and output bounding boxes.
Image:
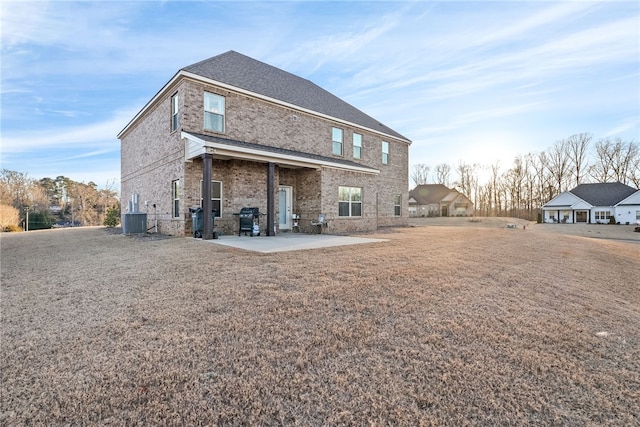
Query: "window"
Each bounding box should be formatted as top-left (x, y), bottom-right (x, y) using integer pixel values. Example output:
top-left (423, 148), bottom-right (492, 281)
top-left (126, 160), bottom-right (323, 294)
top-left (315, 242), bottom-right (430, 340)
top-left (171, 93), bottom-right (179, 131)
top-left (595, 211), bottom-right (611, 221)
top-left (394, 194), bottom-right (401, 216)
top-left (332, 127), bottom-right (343, 156)
top-left (636, 211), bottom-right (640, 221)
top-left (204, 92), bottom-right (225, 132)
top-left (200, 180), bottom-right (222, 217)
top-left (172, 180), bottom-right (180, 218)
top-left (353, 133), bottom-right (362, 159)
top-left (382, 141), bottom-right (389, 164)
top-left (339, 186), bottom-right (362, 217)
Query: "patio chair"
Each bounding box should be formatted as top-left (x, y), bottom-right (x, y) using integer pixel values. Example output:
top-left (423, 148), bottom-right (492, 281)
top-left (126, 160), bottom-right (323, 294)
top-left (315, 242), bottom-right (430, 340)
top-left (311, 214), bottom-right (327, 233)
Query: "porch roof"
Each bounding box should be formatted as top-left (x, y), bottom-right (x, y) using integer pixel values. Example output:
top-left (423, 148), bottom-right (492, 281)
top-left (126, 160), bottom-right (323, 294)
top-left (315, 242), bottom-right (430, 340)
top-left (182, 131), bottom-right (380, 175)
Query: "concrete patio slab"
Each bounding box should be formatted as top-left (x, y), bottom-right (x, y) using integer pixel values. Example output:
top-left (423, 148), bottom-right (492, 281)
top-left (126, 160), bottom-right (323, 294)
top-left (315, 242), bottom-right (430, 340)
top-left (199, 232), bottom-right (388, 253)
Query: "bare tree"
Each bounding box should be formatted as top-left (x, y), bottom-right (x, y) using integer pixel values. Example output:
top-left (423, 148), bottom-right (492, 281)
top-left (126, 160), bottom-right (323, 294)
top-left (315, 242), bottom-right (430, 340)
top-left (454, 161), bottom-right (478, 200)
top-left (565, 133), bottom-right (591, 187)
top-left (410, 164), bottom-right (430, 186)
top-left (434, 163), bottom-right (451, 186)
top-left (590, 138), bottom-right (640, 184)
top-left (546, 140), bottom-right (571, 194)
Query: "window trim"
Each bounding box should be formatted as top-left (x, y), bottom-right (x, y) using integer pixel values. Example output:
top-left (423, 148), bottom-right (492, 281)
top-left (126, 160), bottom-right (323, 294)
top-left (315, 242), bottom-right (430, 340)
top-left (171, 93), bottom-right (179, 132)
top-left (332, 127), bottom-right (343, 156)
top-left (353, 133), bottom-right (362, 159)
top-left (172, 179), bottom-right (180, 218)
top-left (200, 180), bottom-right (222, 217)
top-left (394, 194), bottom-right (401, 216)
top-left (382, 141), bottom-right (389, 164)
top-left (204, 91), bottom-right (225, 133)
top-left (338, 186), bottom-right (362, 217)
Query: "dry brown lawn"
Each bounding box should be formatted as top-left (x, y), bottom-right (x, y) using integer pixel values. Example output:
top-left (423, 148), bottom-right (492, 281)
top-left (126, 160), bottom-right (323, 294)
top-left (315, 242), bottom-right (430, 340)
top-left (1, 220), bottom-right (639, 426)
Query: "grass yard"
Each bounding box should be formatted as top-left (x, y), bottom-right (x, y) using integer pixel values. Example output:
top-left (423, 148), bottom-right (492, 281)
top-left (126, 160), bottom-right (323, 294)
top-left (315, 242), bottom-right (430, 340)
top-left (1, 221), bottom-right (639, 425)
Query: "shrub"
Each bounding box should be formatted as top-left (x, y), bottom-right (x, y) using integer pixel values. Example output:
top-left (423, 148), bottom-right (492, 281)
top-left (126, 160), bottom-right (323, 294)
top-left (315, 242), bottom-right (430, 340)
top-left (3, 224), bottom-right (22, 232)
top-left (609, 216), bottom-right (616, 225)
top-left (104, 205), bottom-right (121, 227)
top-left (537, 213), bottom-right (542, 224)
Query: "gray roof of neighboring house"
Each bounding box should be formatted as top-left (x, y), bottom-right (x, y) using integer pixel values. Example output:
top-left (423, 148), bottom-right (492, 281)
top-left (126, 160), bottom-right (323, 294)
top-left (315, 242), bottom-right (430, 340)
top-left (182, 51), bottom-right (410, 143)
top-left (569, 182), bottom-right (637, 206)
top-left (409, 184), bottom-right (457, 205)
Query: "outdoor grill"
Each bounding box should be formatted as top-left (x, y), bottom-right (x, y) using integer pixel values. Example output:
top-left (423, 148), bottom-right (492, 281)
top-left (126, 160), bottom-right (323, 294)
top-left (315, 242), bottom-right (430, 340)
top-left (238, 207), bottom-right (260, 236)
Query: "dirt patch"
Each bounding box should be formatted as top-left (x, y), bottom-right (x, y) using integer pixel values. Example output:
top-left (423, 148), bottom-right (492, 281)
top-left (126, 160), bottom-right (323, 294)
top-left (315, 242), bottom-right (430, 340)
top-left (2, 225), bottom-right (639, 425)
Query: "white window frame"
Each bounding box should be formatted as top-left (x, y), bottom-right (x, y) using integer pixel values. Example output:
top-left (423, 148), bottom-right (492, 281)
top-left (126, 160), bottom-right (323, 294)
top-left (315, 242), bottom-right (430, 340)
top-left (171, 93), bottom-right (179, 132)
top-left (394, 194), bottom-right (401, 216)
top-left (172, 179), bottom-right (180, 218)
top-left (338, 186), bottom-right (362, 217)
top-left (353, 133), bottom-right (362, 159)
top-left (382, 141), bottom-right (389, 164)
top-left (332, 127), bottom-right (343, 156)
top-left (200, 180), bottom-right (222, 217)
top-left (204, 92), bottom-right (225, 133)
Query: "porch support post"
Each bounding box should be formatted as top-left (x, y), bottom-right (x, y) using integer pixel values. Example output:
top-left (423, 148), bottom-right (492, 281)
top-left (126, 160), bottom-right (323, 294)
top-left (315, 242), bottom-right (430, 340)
top-left (202, 153), bottom-right (213, 240)
top-left (267, 162), bottom-right (275, 236)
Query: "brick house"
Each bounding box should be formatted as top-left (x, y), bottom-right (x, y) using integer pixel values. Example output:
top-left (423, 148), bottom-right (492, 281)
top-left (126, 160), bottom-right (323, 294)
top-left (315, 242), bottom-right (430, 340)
top-left (408, 184), bottom-right (475, 217)
top-left (117, 51), bottom-right (411, 238)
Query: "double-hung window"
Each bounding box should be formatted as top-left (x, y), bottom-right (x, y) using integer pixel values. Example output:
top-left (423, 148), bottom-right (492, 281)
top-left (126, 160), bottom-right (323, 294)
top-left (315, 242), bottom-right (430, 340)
top-left (332, 127), bottom-right (343, 156)
top-left (382, 141), bottom-right (389, 164)
top-left (204, 92), bottom-right (225, 133)
top-left (353, 133), bottom-right (362, 159)
top-left (171, 93), bottom-right (179, 132)
top-left (200, 180), bottom-right (222, 217)
top-left (394, 195), bottom-right (401, 216)
top-left (172, 180), bottom-right (180, 218)
top-left (338, 186), bottom-right (362, 217)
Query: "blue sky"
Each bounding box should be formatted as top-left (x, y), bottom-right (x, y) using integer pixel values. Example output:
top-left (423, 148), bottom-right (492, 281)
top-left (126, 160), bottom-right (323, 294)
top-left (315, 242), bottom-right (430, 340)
top-left (2, 0), bottom-right (638, 190)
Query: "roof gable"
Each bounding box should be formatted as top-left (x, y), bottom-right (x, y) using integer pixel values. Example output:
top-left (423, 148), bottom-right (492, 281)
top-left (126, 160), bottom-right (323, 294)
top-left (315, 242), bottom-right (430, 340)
top-left (570, 183), bottom-right (637, 206)
top-left (616, 189), bottom-right (640, 206)
top-left (543, 191), bottom-right (588, 208)
top-left (181, 51), bottom-right (410, 142)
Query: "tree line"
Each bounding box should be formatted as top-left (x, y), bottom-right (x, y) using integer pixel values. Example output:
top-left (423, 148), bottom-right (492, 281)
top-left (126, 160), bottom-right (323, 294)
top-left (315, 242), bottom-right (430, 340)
top-left (0, 169), bottom-right (120, 231)
top-left (411, 134), bottom-right (639, 220)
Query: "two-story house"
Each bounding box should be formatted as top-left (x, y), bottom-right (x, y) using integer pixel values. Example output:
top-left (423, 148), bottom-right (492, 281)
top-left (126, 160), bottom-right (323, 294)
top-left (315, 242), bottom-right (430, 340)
top-left (117, 51), bottom-right (411, 238)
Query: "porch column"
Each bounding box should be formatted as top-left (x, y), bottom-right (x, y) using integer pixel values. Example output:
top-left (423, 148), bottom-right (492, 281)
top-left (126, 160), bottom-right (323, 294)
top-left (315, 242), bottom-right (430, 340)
top-left (267, 162), bottom-right (275, 236)
top-left (202, 153), bottom-right (213, 240)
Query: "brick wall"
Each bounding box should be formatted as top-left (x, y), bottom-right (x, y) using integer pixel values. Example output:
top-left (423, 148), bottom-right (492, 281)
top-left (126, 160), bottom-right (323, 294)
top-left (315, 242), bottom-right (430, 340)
top-left (120, 77), bottom-right (409, 236)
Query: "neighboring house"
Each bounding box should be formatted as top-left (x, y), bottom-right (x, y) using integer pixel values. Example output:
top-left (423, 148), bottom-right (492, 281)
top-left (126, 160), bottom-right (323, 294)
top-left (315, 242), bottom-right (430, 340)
top-left (542, 182), bottom-right (640, 224)
top-left (408, 184), bottom-right (474, 217)
top-left (117, 51), bottom-right (411, 237)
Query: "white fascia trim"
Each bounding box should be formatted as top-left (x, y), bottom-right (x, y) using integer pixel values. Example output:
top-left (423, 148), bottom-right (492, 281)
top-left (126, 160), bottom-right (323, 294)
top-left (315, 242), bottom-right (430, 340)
top-left (181, 71), bottom-right (411, 144)
top-left (117, 72), bottom-right (183, 138)
top-left (182, 132), bottom-right (379, 175)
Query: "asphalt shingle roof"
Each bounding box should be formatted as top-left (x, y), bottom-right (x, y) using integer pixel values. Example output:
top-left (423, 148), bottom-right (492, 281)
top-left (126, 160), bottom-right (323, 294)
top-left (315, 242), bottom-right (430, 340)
top-left (182, 51), bottom-right (410, 143)
top-left (409, 184), bottom-right (455, 204)
top-left (570, 182), bottom-right (637, 206)
top-left (186, 132), bottom-right (378, 173)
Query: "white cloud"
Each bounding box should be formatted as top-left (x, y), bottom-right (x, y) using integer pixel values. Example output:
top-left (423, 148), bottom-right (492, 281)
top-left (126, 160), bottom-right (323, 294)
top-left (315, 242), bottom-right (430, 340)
top-left (1, 107), bottom-right (138, 153)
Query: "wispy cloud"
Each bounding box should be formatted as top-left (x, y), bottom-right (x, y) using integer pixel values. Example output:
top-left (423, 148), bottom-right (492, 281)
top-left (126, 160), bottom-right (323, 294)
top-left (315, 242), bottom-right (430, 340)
top-left (1, 107), bottom-right (137, 153)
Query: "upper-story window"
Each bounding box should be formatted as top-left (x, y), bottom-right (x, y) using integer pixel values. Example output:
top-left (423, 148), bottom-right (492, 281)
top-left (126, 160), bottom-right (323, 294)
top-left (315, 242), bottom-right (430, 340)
top-left (332, 127), bottom-right (343, 156)
top-left (353, 133), bottom-right (362, 159)
top-left (382, 141), bottom-right (389, 164)
top-left (204, 92), bottom-right (225, 133)
top-left (171, 93), bottom-right (179, 132)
